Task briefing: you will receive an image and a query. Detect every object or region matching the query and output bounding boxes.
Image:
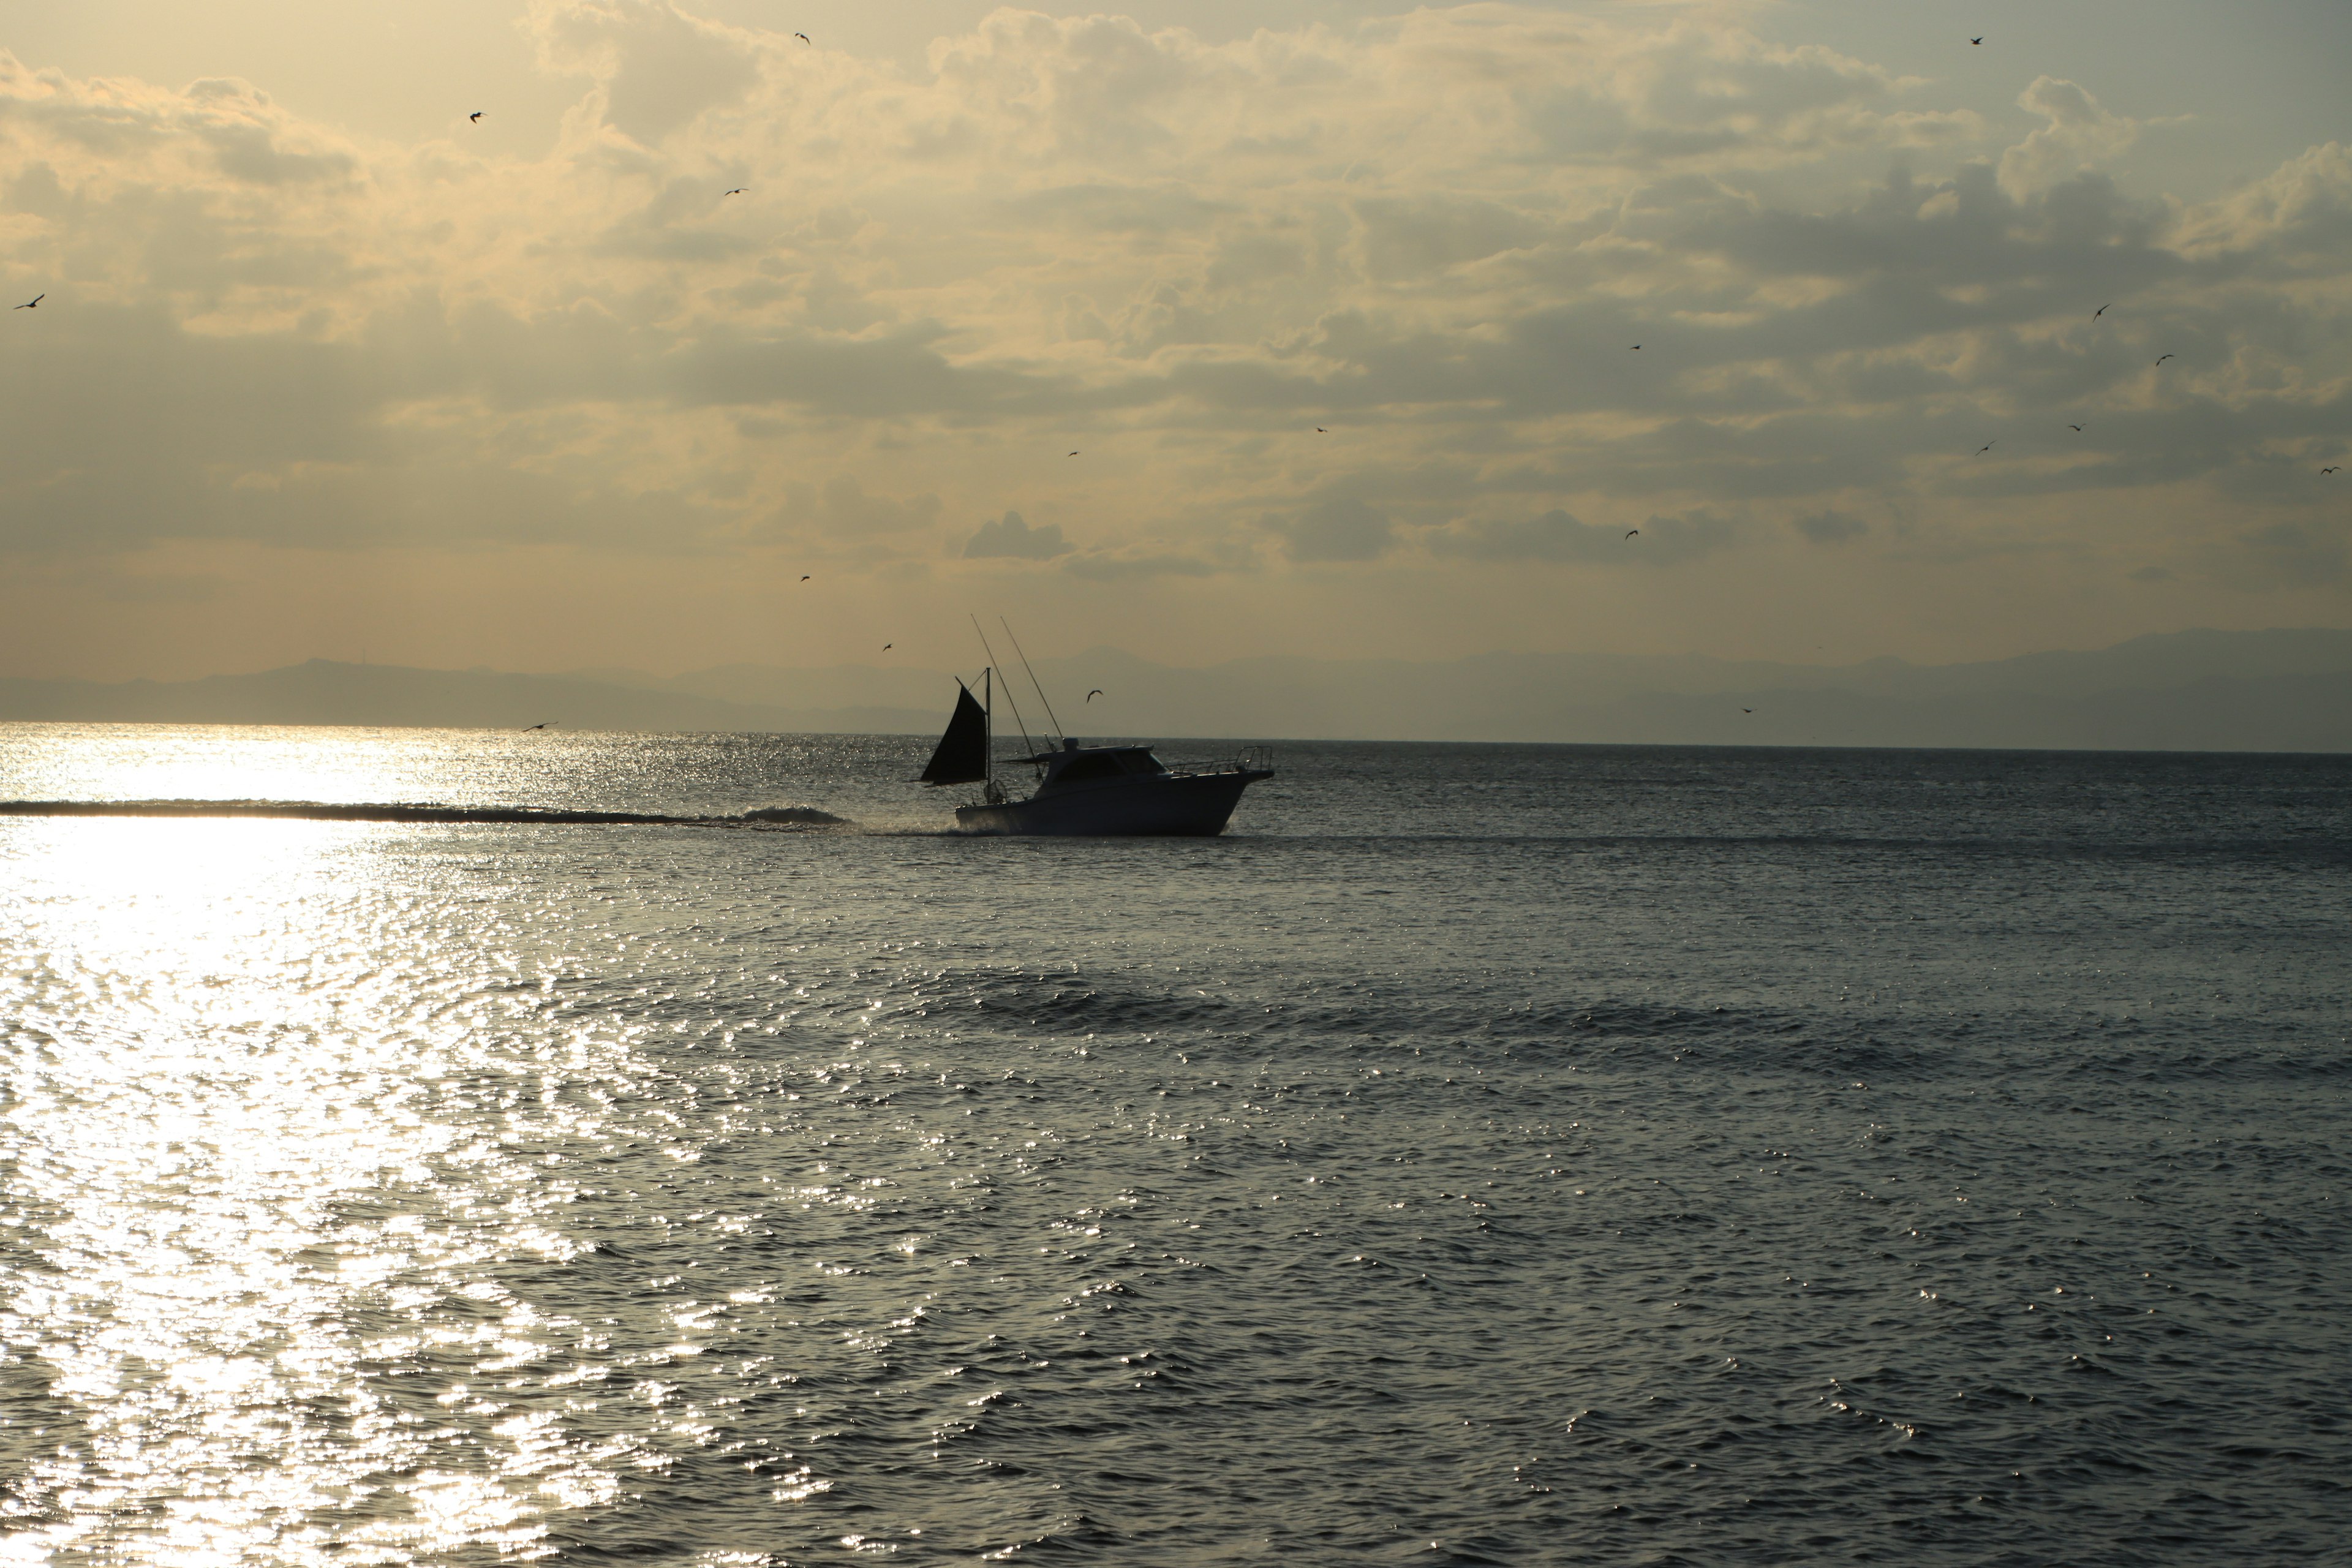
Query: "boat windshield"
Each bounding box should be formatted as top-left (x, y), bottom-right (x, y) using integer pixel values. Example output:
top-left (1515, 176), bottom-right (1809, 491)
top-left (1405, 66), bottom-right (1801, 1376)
top-left (1054, 748), bottom-right (1164, 783)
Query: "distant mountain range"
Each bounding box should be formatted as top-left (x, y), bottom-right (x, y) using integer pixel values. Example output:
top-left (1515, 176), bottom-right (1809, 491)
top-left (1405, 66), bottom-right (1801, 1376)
top-left (4, 628), bottom-right (2349, 752)
top-left (0, 660), bottom-right (927, 737)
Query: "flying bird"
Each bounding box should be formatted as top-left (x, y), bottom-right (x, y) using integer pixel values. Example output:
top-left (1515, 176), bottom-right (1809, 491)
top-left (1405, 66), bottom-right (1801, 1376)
top-left (801, 574), bottom-right (812, 581)
top-left (469, 111), bottom-right (482, 123)
top-left (1624, 529), bottom-right (1639, 539)
top-left (1086, 689), bottom-right (1104, 702)
top-left (1629, 344), bottom-right (1641, 350)
top-left (794, 32), bottom-right (810, 43)
top-left (1977, 441), bottom-right (1995, 454)
top-left (2094, 303), bottom-right (2111, 319)
top-left (1743, 708), bottom-right (1754, 714)
top-left (2155, 353), bottom-right (2175, 365)
top-left (13, 294), bottom-right (40, 309)
top-left (1970, 36), bottom-right (1983, 45)
top-left (2068, 424), bottom-right (2083, 432)
top-left (524, 722), bottom-right (549, 731)
top-left (725, 187), bottom-right (745, 196)
top-left (883, 643), bottom-right (892, 650)
top-left (1316, 427), bottom-right (1327, 433)
top-left (2325, 467), bottom-right (2341, 475)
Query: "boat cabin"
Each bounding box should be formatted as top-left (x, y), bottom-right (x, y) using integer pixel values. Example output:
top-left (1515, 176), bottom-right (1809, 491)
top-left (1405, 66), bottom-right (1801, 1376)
top-left (1032, 741), bottom-right (1167, 792)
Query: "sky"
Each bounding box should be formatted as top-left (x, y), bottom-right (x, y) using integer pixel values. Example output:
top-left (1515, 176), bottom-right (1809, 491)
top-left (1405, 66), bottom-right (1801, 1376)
top-left (1, 0), bottom-right (2348, 681)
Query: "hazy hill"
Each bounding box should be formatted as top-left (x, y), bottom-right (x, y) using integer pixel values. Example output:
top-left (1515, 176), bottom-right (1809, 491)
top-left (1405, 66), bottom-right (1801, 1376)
top-left (2, 630), bottom-right (2348, 751)
top-left (0, 660), bottom-right (929, 735)
top-left (609, 628), bottom-right (2352, 750)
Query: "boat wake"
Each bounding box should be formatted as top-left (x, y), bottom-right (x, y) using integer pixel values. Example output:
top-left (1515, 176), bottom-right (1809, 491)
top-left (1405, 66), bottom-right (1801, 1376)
top-left (0, 799), bottom-right (854, 827)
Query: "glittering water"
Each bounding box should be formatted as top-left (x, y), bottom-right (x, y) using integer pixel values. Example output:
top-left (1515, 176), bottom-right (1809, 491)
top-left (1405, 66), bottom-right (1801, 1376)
top-left (2, 723), bottom-right (2348, 1566)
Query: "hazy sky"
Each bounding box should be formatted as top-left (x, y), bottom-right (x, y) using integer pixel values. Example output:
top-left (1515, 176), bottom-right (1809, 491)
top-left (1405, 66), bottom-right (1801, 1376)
top-left (2, 0), bottom-right (2348, 679)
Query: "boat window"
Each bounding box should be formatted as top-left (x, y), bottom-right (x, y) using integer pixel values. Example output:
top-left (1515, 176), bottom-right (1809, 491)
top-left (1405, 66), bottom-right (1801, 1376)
top-left (1052, 748), bottom-right (1166, 783)
top-left (1054, 753), bottom-right (1126, 783)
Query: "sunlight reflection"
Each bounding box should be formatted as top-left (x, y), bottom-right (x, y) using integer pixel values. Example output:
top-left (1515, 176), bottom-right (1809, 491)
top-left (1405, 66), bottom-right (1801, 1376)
top-left (0, 725), bottom-right (464, 809)
top-left (0, 815), bottom-right (615, 1565)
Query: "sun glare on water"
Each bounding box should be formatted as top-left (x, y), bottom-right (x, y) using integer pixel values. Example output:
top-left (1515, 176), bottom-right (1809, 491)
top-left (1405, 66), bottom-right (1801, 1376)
top-left (1, 813), bottom-right (616, 1564)
top-left (0, 725), bottom-right (516, 809)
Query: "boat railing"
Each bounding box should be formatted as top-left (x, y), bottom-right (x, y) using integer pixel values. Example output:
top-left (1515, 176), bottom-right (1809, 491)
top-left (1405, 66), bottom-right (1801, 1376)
top-left (1166, 745), bottom-right (1273, 778)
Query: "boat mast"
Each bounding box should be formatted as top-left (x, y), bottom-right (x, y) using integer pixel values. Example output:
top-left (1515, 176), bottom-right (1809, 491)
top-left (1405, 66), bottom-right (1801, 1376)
top-left (971, 615), bottom-right (1037, 763)
top-left (983, 667), bottom-right (993, 793)
top-left (1000, 619), bottom-right (1065, 744)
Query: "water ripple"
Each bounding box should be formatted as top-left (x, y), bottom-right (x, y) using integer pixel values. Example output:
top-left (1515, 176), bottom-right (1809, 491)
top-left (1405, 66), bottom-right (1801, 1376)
top-left (1, 732), bottom-right (2346, 1564)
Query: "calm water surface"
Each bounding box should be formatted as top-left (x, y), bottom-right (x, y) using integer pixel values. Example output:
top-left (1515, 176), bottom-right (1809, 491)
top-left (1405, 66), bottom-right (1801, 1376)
top-left (1, 724), bottom-right (2347, 1566)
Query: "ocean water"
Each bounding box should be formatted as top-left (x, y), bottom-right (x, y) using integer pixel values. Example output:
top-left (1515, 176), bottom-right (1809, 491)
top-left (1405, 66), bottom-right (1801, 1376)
top-left (1, 722), bottom-right (2347, 1566)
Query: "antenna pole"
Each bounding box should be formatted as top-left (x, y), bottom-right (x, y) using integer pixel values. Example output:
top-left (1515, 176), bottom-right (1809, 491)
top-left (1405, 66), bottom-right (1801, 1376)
top-left (1001, 619), bottom-right (1063, 741)
top-left (971, 615), bottom-right (1035, 761)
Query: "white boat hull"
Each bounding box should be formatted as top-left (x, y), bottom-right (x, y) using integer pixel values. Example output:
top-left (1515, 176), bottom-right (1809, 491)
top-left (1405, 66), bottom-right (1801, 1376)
top-left (955, 769), bottom-right (1270, 836)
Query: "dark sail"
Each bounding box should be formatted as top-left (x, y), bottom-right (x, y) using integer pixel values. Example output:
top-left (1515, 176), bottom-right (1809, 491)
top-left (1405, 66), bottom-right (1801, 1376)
top-left (919, 682), bottom-right (989, 786)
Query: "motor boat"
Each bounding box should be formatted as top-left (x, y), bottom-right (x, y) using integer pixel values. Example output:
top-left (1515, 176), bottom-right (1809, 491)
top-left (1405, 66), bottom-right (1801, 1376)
top-left (918, 668), bottom-right (1272, 836)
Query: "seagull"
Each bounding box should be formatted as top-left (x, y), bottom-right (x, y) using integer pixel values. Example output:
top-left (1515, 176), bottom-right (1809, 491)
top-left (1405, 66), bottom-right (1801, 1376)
top-left (1977, 441), bottom-right (1995, 454)
top-left (1970, 36), bottom-right (1983, 45)
top-left (801, 574), bottom-right (812, 581)
top-left (525, 722), bottom-right (549, 731)
top-left (2325, 467), bottom-right (2341, 475)
top-left (1624, 529), bottom-right (1639, 539)
top-left (13, 294), bottom-right (40, 309)
top-left (2155, 353), bottom-right (2175, 366)
top-left (1086, 689), bottom-right (1104, 702)
top-left (2068, 424), bottom-right (2083, 432)
top-left (882, 643), bottom-right (892, 650)
top-left (1743, 708), bottom-right (1754, 714)
top-left (2094, 303), bottom-right (2111, 319)
top-left (1629, 344), bottom-right (1641, 350)
top-left (1068, 451), bottom-right (1080, 457)
top-left (725, 187), bottom-right (745, 196)
top-left (1316, 427), bottom-right (1327, 433)
top-left (469, 111), bottom-right (482, 123)
top-left (794, 32), bottom-right (810, 43)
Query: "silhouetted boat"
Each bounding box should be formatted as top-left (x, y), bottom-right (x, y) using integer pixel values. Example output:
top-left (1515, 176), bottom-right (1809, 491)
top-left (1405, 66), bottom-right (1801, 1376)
top-left (918, 668), bottom-right (1272, 836)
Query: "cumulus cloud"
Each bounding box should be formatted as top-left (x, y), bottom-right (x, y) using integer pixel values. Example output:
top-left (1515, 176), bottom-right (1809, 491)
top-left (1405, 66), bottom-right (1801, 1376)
top-left (0, 2), bottom-right (2346, 676)
top-left (964, 510), bottom-right (1071, 559)
top-left (530, 0), bottom-right (763, 146)
top-left (2170, 140), bottom-right (2352, 263)
top-left (1998, 77), bottom-right (2139, 200)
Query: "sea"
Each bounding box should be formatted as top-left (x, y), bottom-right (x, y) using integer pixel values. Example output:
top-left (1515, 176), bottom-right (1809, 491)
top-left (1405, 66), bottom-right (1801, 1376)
top-left (1, 723), bottom-right (2346, 1567)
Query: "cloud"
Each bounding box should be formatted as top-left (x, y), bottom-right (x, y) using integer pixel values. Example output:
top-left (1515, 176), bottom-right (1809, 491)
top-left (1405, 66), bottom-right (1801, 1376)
top-left (1354, 195), bottom-right (1547, 282)
top-left (2237, 519), bottom-right (2349, 585)
top-left (964, 510), bottom-right (1071, 559)
top-left (2171, 140), bottom-right (2352, 263)
top-left (1062, 549), bottom-right (1219, 581)
top-left (1269, 496), bottom-right (1392, 562)
top-left (1427, 508), bottom-right (1617, 562)
top-left (1793, 508), bottom-right (1868, 544)
top-left (778, 475), bottom-right (941, 541)
top-left (1427, 507), bottom-right (1737, 564)
top-left (0, 4), bottom-right (2347, 673)
top-left (529, 0), bottom-right (762, 146)
top-left (1999, 77), bottom-right (2139, 201)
